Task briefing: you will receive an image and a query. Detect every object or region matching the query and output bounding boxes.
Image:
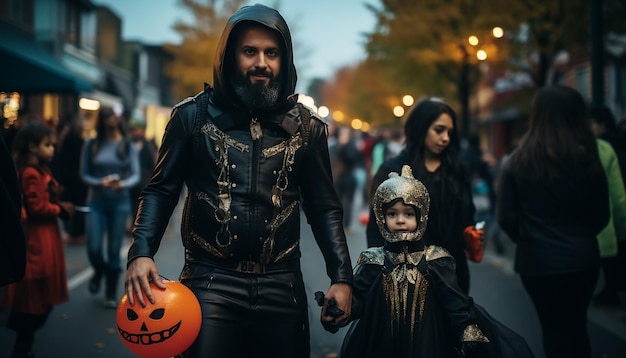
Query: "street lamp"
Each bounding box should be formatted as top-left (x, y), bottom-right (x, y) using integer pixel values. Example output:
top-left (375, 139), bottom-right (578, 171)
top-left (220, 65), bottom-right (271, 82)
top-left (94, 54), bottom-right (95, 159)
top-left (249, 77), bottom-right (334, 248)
top-left (402, 95), bottom-right (414, 107)
top-left (492, 27), bottom-right (504, 39)
top-left (317, 105), bottom-right (330, 118)
top-left (393, 105), bottom-right (405, 118)
top-left (459, 27), bottom-right (503, 138)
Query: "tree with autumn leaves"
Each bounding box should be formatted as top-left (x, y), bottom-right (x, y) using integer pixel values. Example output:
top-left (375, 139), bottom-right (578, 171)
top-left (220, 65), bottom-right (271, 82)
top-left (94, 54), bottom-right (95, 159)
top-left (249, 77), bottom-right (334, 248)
top-left (163, 0), bottom-right (247, 102)
top-left (164, 0), bottom-right (625, 130)
top-left (318, 0), bottom-right (624, 130)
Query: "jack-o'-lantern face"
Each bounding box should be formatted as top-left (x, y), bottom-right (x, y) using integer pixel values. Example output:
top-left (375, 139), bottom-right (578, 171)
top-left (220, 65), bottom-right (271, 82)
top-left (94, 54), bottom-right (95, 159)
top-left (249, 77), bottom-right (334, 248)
top-left (116, 281), bottom-right (201, 358)
top-left (118, 306), bottom-right (181, 345)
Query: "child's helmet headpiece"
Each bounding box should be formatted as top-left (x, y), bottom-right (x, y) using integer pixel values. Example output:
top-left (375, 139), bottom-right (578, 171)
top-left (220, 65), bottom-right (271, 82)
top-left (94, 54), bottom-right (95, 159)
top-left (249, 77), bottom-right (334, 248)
top-left (372, 165), bottom-right (430, 243)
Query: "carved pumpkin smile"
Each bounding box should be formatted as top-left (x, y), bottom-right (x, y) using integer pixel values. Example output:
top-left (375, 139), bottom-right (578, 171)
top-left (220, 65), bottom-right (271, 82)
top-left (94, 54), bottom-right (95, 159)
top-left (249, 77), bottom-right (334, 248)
top-left (116, 281), bottom-right (201, 358)
top-left (117, 306), bottom-right (182, 345)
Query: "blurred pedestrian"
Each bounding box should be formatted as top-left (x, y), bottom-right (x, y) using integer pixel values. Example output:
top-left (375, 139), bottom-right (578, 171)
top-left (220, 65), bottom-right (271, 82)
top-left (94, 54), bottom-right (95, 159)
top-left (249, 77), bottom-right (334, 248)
top-left (51, 113), bottom-right (89, 245)
top-left (124, 4), bottom-right (353, 357)
top-left (80, 107), bottom-right (140, 308)
top-left (367, 98), bottom-right (481, 294)
top-left (589, 105), bottom-right (626, 183)
top-left (459, 134), bottom-right (503, 254)
top-left (496, 85), bottom-right (610, 358)
top-left (588, 105), bottom-right (626, 307)
top-left (370, 127), bottom-right (404, 179)
top-left (332, 126), bottom-right (364, 233)
top-left (127, 109), bottom-right (157, 232)
top-left (1, 122), bottom-right (73, 357)
top-left (0, 131), bottom-right (26, 288)
top-left (340, 165), bottom-right (533, 358)
top-left (592, 139), bottom-right (626, 307)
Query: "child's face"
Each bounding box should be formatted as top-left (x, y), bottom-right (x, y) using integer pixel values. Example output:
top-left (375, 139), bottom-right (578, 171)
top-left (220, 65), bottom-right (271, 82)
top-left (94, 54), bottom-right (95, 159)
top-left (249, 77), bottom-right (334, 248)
top-left (385, 201), bottom-right (417, 233)
top-left (32, 135), bottom-right (55, 164)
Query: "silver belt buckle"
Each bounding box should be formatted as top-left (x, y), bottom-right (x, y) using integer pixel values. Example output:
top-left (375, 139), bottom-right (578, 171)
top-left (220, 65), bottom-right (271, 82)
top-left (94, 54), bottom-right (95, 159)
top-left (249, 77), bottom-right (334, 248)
top-left (237, 261), bottom-right (262, 274)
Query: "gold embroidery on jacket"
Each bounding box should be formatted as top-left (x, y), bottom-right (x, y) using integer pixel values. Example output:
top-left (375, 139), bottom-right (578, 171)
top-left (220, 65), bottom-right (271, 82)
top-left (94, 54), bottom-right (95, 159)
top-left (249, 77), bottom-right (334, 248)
top-left (201, 124), bottom-right (249, 248)
top-left (189, 230), bottom-right (224, 258)
top-left (269, 134), bottom-right (302, 208)
top-left (261, 200), bottom-right (298, 263)
top-left (198, 121), bottom-right (303, 263)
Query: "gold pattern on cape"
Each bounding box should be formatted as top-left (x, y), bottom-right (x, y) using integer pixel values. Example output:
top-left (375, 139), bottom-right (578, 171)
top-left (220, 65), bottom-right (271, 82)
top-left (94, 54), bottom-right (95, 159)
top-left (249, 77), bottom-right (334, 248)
top-left (462, 324), bottom-right (490, 342)
top-left (250, 117), bottom-right (263, 140)
top-left (269, 135), bottom-right (302, 207)
top-left (383, 246), bottom-right (428, 335)
top-left (260, 200), bottom-right (298, 263)
top-left (189, 230), bottom-right (225, 258)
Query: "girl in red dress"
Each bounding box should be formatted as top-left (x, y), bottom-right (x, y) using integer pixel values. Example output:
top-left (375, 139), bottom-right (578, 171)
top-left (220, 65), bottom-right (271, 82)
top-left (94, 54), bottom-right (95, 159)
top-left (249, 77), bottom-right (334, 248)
top-left (1, 122), bottom-right (74, 358)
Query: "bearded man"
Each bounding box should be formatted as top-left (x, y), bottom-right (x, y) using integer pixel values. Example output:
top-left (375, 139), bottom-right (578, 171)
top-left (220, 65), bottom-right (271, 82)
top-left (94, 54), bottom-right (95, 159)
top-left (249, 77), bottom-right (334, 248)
top-left (124, 4), bottom-right (353, 357)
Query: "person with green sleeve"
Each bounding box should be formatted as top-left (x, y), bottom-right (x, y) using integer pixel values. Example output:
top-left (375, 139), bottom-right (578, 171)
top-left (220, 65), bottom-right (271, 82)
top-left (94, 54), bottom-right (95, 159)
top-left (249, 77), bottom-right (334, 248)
top-left (593, 138), bottom-right (626, 307)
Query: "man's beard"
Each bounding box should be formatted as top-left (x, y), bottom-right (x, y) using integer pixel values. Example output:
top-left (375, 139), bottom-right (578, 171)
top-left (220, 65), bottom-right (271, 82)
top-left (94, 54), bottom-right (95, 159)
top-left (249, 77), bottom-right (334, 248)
top-left (231, 70), bottom-right (281, 111)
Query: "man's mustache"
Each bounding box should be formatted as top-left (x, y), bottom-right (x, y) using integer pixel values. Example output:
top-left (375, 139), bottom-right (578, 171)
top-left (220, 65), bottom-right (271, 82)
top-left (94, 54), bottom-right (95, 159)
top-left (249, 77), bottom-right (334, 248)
top-left (247, 70), bottom-right (273, 79)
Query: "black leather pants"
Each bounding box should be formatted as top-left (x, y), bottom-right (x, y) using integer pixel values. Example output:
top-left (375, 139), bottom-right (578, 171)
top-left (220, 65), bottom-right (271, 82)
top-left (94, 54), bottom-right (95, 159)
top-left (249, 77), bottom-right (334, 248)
top-left (181, 265), bottom-right (310, 358)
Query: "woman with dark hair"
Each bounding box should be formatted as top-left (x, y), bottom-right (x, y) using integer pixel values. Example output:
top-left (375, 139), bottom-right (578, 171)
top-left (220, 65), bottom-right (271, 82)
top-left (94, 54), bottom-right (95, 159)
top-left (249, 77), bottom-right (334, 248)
top-left (497, 85), bottom-right (609, 358)
top-left (80, 107), bottom-right (139, 308)
top-left (366, 98), bottom-right (480, 293)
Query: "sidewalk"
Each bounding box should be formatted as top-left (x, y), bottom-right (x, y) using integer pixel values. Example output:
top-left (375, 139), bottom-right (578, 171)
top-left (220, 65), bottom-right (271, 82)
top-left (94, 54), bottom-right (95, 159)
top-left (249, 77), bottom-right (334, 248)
top-left (482, 233), bottom-right (626, 343)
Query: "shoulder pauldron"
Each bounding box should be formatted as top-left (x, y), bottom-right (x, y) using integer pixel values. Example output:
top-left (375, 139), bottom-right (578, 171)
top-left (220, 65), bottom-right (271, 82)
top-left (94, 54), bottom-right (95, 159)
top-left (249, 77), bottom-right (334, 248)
top-left (357, 248), bottom-right (386, 266)
top-left (424, 245), bottom-right (453, 261)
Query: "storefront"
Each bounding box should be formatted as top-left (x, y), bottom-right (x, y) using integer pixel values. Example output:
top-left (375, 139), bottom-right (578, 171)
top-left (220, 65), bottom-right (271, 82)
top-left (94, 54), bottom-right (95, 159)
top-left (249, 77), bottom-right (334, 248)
top-left (0, 28), bottom-right (93, 129)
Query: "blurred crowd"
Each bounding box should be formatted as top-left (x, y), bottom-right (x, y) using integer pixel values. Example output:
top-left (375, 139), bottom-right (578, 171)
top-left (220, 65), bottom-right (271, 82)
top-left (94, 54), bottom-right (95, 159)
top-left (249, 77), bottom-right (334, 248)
top-left (1, 86), bottom-right (626, 358)
top-left (326, 96), bottom-right (626, 312)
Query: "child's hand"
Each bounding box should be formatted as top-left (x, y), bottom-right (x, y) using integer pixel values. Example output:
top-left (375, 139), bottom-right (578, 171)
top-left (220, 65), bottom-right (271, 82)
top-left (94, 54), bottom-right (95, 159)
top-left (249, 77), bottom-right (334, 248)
top-left (463, 225), bottom-right (484, 263)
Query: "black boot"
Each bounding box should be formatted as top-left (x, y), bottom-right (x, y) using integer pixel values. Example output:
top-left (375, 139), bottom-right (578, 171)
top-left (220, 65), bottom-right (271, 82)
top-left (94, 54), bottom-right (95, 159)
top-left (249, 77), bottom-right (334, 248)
top-left (11, 330), bottom-right (35, 358)
top-left (88, 265), bottom-right (105, 294)
top-left (10, 342), bottom-right (35, 358)
top-left (104, 268), bottom-right (121, 308)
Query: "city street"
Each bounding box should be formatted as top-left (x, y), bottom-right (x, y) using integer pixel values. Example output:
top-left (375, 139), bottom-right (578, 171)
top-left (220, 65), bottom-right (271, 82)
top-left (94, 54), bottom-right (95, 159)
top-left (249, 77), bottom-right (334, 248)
top-left (1, 199), bottom-right (626, 358)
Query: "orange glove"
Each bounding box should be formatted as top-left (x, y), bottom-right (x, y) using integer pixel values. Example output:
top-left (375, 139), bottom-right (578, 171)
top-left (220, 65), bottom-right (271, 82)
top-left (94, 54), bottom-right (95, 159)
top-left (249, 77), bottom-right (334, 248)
top-left (464, 225), bottom-right (484, 263)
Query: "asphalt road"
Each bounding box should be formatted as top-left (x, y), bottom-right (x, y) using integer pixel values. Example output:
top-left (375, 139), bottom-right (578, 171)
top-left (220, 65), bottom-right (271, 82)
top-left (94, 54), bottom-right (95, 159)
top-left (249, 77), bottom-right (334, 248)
top-left (1, 199), bottom-right (625, 358)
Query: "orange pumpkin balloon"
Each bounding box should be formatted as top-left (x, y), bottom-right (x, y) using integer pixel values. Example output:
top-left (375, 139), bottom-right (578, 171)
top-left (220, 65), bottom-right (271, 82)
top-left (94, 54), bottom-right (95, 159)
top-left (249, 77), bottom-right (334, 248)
top-left (116, 281), bottom-right (201, 358)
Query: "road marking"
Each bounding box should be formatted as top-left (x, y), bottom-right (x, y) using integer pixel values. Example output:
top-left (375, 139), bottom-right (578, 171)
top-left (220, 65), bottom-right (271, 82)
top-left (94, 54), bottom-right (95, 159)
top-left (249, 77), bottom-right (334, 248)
top-left (67, 242), bottom-right (131, 291)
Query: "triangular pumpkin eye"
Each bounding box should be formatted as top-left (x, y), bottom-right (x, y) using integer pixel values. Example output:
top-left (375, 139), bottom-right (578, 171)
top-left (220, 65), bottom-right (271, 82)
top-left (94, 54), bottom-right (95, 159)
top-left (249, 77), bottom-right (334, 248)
top-left (126, 308), bottom-right (139, 321)
top-left (149, 308), bottom-right (165, 320)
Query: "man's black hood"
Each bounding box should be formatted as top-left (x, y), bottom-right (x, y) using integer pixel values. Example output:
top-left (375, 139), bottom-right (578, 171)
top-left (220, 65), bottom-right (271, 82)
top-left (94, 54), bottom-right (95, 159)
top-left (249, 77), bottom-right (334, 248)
top-left (212, 4), bottom-right (297, 115)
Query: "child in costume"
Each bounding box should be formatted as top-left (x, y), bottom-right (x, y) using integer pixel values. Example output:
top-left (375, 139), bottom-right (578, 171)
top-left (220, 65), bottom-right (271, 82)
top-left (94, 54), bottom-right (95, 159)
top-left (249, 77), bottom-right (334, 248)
top-left (1, 122), bottom-right (73, 357)
top-left (336, 165), bottom-right (534, 358)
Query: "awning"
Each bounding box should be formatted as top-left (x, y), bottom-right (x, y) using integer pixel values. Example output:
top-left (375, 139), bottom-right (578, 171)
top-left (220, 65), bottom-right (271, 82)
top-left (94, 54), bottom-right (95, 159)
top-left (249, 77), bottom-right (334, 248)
top-left (0, 31), bottom-right (92, 93)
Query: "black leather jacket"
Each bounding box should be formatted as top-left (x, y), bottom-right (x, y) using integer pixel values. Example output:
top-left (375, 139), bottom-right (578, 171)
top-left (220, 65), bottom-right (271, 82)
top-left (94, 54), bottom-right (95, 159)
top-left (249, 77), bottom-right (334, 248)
top-left (127, 92), bottom-right (353, 284)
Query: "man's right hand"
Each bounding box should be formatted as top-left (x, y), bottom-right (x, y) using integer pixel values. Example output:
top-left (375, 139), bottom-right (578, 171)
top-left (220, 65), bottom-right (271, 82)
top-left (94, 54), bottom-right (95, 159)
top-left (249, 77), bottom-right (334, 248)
top-left (125, 257), bottom-right (167, 307)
